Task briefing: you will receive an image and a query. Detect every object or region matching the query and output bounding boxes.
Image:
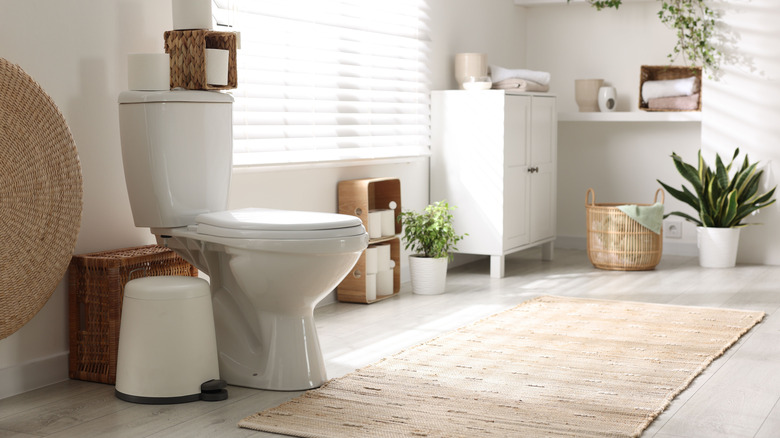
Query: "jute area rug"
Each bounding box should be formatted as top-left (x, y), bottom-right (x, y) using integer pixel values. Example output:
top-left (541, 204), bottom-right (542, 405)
top-left (239, 295), bottom-right (764, 437)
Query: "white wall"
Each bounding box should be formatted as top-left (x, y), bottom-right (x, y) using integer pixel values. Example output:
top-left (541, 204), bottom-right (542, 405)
top-left (428, 0), bottom-right (527, 90)
top-left (702, 0), bottom-right (780, 264)
top-left (0, 0), bottom-right (526, 399)
top-left (524, 2), bottom-right (702, 252)
top-left (0, 0), bottom-right (168, 400)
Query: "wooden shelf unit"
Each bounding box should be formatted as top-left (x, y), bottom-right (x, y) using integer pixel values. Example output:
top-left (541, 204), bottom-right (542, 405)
top-left (337, 178), bottom-right (402, 303)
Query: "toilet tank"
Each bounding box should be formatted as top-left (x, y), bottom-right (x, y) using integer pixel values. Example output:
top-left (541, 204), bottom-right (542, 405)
top-left (118, 90), bottom-right (234, 228)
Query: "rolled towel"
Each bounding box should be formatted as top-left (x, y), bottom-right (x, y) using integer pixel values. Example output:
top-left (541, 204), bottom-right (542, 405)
top-left (647, 93), bottom-right (699, 111)
top-left (489, 65), bottom-right (551, 86)
top-left (492, 78), bottom-right (549, 92)
top-left (641, 76), bottom-right (697, 102)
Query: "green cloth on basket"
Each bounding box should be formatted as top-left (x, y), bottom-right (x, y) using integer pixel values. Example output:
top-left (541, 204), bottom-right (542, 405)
top-left (617, 202), bottom-right (664, 234)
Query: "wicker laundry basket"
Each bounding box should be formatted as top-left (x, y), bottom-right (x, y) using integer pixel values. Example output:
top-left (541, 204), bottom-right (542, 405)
top-left (586, 188), bottom-right (664, 271)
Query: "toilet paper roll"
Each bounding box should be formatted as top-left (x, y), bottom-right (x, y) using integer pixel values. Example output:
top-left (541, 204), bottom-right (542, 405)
top-left (368, 211), bottom-right (382, 239)
top-left (366, 274), bottom-right (377, 301)
top-left (172, 0), bottom-right (213, 30)
top-left (376, 269), bottom-right (393, 296)
top-left (127, 53), bottom-right (170, 91)
top-left (365, 247), bottom-right (378, 274)
top-left (205, 48), bottom-right (229, 86)
top-left (380, 209), bottom-right (395, 237)
top-left (376, 244), bottom-right (391, 271)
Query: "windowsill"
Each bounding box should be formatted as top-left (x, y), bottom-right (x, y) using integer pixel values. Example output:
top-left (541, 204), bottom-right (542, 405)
top-left (231, 155), bottom-right (430, 173)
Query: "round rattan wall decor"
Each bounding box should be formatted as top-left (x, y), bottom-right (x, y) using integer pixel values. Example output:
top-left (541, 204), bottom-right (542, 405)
top-left (0, 58), bottom-right (83, 340)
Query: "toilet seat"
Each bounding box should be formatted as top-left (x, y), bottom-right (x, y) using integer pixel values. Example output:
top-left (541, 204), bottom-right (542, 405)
top-left (195, 208), bottom-right (366, 240)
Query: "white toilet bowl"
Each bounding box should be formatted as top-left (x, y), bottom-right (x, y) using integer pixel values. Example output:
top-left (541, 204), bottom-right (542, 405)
top-left (154, 208), bottom-right (367, 390)
top-left (118, 90), bottom-right (368, 391)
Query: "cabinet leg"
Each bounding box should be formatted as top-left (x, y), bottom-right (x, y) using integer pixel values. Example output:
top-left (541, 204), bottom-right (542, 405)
top-left (490, 255), bottom-right (505, 278)
top-left (541, 241), bottom-right (554, 261)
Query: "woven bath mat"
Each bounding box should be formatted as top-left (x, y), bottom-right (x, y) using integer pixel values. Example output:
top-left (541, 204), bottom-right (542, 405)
top-left (240, 295), bottom-right (764, 437)
top-left (0, 58), bottom-right (82, 340)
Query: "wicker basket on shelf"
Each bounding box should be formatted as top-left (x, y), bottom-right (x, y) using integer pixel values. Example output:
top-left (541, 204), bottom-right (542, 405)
top-left (639, 65), bottom-right (701, 111)
top-left (586, 188), bottom-right (664, 271)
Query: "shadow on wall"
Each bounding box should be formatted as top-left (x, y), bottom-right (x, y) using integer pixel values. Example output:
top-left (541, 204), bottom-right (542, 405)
top-left (703, 0), bottom-right (780, 265)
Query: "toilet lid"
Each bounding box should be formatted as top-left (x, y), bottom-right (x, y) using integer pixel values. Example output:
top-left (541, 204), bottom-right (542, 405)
top-left (195, 208), bottom-right (366, 239)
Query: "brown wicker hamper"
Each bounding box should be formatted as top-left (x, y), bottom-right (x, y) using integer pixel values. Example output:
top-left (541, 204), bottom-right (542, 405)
top-left (68, 245), bottom-right (198, 384)
top-left (586, 188), bottom-right (664, 271)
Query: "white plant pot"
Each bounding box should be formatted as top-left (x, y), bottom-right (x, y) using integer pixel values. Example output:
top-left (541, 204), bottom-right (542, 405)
top-left (409, 255), bottom-right (448, 295)
top-left (697, 227), bottom-right (741, 268)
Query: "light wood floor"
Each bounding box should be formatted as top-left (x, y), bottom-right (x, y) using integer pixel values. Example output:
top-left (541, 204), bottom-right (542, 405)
top-left (1, 248), bottom-right (779, 437)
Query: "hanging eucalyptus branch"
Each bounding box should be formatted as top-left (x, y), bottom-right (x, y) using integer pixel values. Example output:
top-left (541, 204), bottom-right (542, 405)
top-left (657, 0), bottom-right (720, 72)
top-left (568, 0), bottom-right (722, 76)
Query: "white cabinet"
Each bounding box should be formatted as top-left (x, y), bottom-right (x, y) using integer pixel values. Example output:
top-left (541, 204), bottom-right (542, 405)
top-left (431, 90), bottom-right (557, 278)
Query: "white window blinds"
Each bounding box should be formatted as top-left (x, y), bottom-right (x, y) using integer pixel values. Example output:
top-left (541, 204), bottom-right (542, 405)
top-left (215, 0), bottom-right (431, 166)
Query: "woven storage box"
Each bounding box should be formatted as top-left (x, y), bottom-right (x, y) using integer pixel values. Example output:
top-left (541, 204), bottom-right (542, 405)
top-left (164, 29), bottom-right (238, 90)
top-left (639, 65), bottom-right (701, 111)
top-left (586, 188), bottom-right (664, 271)
top-left (68, 245), bottom-right (198, 384)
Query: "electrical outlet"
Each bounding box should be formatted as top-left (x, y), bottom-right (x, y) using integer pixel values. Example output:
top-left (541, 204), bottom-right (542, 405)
top-left (664, 220), bottom-right (683, 239)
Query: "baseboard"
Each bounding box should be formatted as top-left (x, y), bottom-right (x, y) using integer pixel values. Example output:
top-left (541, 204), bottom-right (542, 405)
top-left (0, 352), bottom-right (69, 400)
top-left (554, 235), bottom-right (698, 257)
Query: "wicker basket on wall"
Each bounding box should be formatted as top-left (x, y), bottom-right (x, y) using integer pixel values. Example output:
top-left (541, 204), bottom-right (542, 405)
top-left (586, 188), bottom-right (664, 271)
top-left (639, 65), bottom-right (702, 111)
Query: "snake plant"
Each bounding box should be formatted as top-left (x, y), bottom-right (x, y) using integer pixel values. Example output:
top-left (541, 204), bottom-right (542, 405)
top-left (657, 149), bottom-right (776, 228)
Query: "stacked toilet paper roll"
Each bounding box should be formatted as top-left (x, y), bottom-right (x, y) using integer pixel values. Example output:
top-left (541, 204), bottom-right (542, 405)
top-left (368, 209), bottom-right (396, 239)
top-left (375, 244), bottom-right (393, 296)
top-left (381, 209), bottom-right (395, 236)
top-left (205, 48), bottom-right (229, 86)
top-left (170, 0), bottom-right (230, 88)
top-left (376, 244), bottom-right (391, 271)
top-left (368, 211), bottom-right (382, 239)
top-left (365, 247), bottom-right (378, 274)
top-left (365, 273), bottom-right (377, 301)
top-left (376, 269), bottom-right (393, 296)
top-left (127, 54), bottom-right (170, 91)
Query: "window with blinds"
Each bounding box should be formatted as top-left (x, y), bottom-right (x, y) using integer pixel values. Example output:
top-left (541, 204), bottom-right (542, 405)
top-left (214, 0), bottom-right (431, 166)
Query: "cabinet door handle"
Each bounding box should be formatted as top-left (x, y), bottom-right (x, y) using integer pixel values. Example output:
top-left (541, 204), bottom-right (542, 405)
top-left (528, 166), bottom-right (539, 173)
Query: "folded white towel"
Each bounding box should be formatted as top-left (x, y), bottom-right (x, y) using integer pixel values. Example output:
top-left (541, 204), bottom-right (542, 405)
top-left (641, 76), bottom-right (697, 102)
top-left (492, 78), bottom-right (549, 92)
top-left (489, 65), bottom-right (551, 86)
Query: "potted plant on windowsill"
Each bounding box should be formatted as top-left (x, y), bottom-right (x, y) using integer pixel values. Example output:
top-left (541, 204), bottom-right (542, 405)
top-left (657, 148), bottom-right (776, 268)
top-left (398, 201), bottom-right (466, 295)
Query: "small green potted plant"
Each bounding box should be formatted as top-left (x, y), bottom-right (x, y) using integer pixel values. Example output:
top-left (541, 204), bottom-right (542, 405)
top-left (657, 148), bottom-right (776, 267)
top-left (398, 201), bottom-right (466, 295)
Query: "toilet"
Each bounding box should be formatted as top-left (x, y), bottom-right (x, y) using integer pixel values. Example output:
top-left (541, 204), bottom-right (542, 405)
top-left (118, 90), bottom-right (368, 391)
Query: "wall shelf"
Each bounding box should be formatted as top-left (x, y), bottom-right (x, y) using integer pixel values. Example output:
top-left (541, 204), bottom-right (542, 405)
top-left (558, 111), bottom-right (702, 123)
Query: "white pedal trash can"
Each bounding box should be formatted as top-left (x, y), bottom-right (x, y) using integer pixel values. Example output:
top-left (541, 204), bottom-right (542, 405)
top-left (115, 276), bottom-right (227, 404)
